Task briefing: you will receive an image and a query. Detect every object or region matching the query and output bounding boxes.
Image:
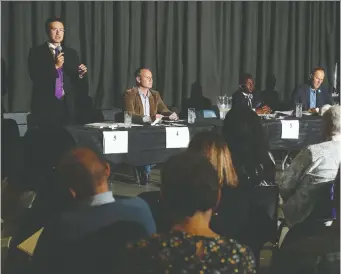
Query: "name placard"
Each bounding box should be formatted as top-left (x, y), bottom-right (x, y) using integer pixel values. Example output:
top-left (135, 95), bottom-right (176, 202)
top-left (103, 131), bottom-right (128, 154)
top-left (166, 127), bottom-right (190, 148)
top-left (281, 120), bottom-right (299, 139)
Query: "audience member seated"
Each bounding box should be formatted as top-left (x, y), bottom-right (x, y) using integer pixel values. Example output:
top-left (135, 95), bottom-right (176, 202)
top-left (222, 106), bottom-right (278, 264)
top-left (232, 73), bottom-right (271, 114)
top-left (31, 147), bottom-right (156, 274)
top-left (278, 105), bottom-right (340, 229)
top-left (291, 66), bottom-right (333, 111)
top-left (261, 74), bottom-right (280, 111)
top-left (122, 152), bottom-right (256, 273)
top-left (123, 67), bottom-right (178, 186)
top-left (180, 81), bottom-right (212, 117)
top-left (269, 167), bottom-right (340, 274)
top-left (187, 131), bottom-right (247, 234)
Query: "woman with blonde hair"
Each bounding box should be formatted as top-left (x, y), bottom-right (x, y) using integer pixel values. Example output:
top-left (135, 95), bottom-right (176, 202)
top-left (187, 130), bottom-right (238, 188)
top-left (187, 131), bottom-right (254, 240)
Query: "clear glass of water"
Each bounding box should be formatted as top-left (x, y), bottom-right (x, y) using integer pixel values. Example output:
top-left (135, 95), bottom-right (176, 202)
top-left (124, 111), bottom-right (132, 128)
top-left (217, 96), bottom-right (231, 120)
top-left (295, 103), bottom-right (302, 118)
top-left (188, 108), bottom-right (196, 124)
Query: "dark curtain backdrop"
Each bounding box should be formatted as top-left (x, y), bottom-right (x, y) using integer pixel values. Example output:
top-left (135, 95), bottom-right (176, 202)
top-left (1, 1), bottom-right (340, 112)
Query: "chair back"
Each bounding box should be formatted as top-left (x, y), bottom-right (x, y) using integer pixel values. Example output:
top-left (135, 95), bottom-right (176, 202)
top-left (305, 181), bottom-right (336, 222)
top-left (138, 191), bottom-right (171, 233)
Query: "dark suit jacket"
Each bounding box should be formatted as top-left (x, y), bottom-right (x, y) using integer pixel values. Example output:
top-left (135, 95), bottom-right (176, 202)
top-left (28, 42), bottom-right (81, 125)
top-left (31, 196), bottom-right (156, 274)
top-left (123, 87), bottom-right (171, 123)
top-left (232, 89), bottom-right (263, 109)
top-left (292, 84), bottom-right (332, 111)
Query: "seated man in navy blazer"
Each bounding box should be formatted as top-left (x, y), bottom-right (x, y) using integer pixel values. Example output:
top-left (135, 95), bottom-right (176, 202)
top-left (292, 67), bottom-right (333, 111)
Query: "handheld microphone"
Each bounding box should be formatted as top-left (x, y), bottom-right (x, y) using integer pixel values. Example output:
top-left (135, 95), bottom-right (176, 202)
top-left (55, 45), bottom-right (62, 58)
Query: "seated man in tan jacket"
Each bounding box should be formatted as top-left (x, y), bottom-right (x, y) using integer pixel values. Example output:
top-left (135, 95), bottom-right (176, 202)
top-left (123, 67), bottom-right (178, 185)
top-left (124, 67), bottom-right (178, 123)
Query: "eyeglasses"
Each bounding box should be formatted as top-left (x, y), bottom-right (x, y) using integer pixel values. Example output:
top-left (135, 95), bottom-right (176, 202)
top-left (51, 28), bottom-right (65, 33)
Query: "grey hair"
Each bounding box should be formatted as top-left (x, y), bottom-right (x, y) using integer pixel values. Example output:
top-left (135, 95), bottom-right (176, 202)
top-left (323, 105), bottom-right (341, 136)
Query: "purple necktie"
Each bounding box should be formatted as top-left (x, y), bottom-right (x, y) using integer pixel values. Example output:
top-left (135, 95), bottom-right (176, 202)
top-left (54, 48), bottom-right (63, 99)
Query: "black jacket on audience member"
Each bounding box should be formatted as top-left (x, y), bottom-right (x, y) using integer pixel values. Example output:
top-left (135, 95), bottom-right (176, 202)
top-left (219, 106), bottom-right (277, 265)
top-left (31, 197), bottom-right (156, 274)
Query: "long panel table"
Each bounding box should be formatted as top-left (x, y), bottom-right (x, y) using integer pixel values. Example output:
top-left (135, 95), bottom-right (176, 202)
top-left (24, 116), bottom-right (324, 168)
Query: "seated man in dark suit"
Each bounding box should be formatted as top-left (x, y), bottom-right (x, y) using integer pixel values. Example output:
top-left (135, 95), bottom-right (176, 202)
top-left (292, 67), bottom-right (333, 111)
top-left (232, 73), bottom-right (271, 114)
top-left (123, 67), bottom-right (178, 185)
top-left (31, 147), bottom-right (156, 274)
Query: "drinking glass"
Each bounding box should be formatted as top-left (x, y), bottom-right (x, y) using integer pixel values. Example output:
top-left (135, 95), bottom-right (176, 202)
top-left (188, 108), bottom-right (196, 124)
top-left (295, 103), bottom-right (302, 118)
top-left (217, 96), bottom-right (231, 120)
top-left (124, 111), bottom-right (132, 128)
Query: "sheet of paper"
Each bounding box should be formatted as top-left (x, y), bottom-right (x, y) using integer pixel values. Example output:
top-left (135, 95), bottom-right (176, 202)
top-left (85, 122), bottom-right (118, 129)
top-left (280, 120), bottom-right (299, 139)
top-left (275, 110), bottom-right (294, 116)
top-left (166, 127), bottom-right (190, 148)
top-left (103, 131), bottom-right (128, 154)
top-left (116, 123), bottom-right (143, 127)
top-left (17, 227), bottom-right (44, 256)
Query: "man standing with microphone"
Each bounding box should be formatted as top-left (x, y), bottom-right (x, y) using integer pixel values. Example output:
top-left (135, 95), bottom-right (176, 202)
top-left (28, 17), bottom-right (87, 126)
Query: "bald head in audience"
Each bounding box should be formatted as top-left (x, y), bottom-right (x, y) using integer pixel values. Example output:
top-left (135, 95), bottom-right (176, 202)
top-left (58, 147), bottom-right (110, 200)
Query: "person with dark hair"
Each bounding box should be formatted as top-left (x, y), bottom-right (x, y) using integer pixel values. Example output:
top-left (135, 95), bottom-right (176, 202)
top-left (223, 107), bottom-right (276, 188)
top-left (292, 67), bottom-right (333, 111)
top-left (31, 147), bottom-right (156, 274)
top-left (123, 152), bottom-right (256, 273)
top-left (123, 67), bottom-right (178, 185)
top-left (222, 107), bottom-right (277, 266)
top-left (28, 17), bottom-right (88, 126)
top-left (232, 73), bottom-right (271, 114)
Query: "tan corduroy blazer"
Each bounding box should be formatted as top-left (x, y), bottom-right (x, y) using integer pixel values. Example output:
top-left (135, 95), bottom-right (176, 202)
top-left (123, 87), bottom-right (171, 123)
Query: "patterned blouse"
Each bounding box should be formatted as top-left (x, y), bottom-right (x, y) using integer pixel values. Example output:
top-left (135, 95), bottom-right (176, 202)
top-left (123, 230), bottom-right (256, 274)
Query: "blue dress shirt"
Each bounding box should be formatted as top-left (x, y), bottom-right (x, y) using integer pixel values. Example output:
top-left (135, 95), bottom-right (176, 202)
top-left (309, 88), bottom-right (318, 109)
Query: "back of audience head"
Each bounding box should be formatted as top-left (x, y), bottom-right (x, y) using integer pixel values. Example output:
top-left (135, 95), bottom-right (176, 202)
top-left (187, 131), bottom-right (238, 188)
top-left (322, 105), bottom-right (340, 140)
top-left (161, 152), bottom-right (220, 223)
top-left (57, 147), bottom-right (110, 200)
top-left (223, 106), bottom-right (274, 184)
